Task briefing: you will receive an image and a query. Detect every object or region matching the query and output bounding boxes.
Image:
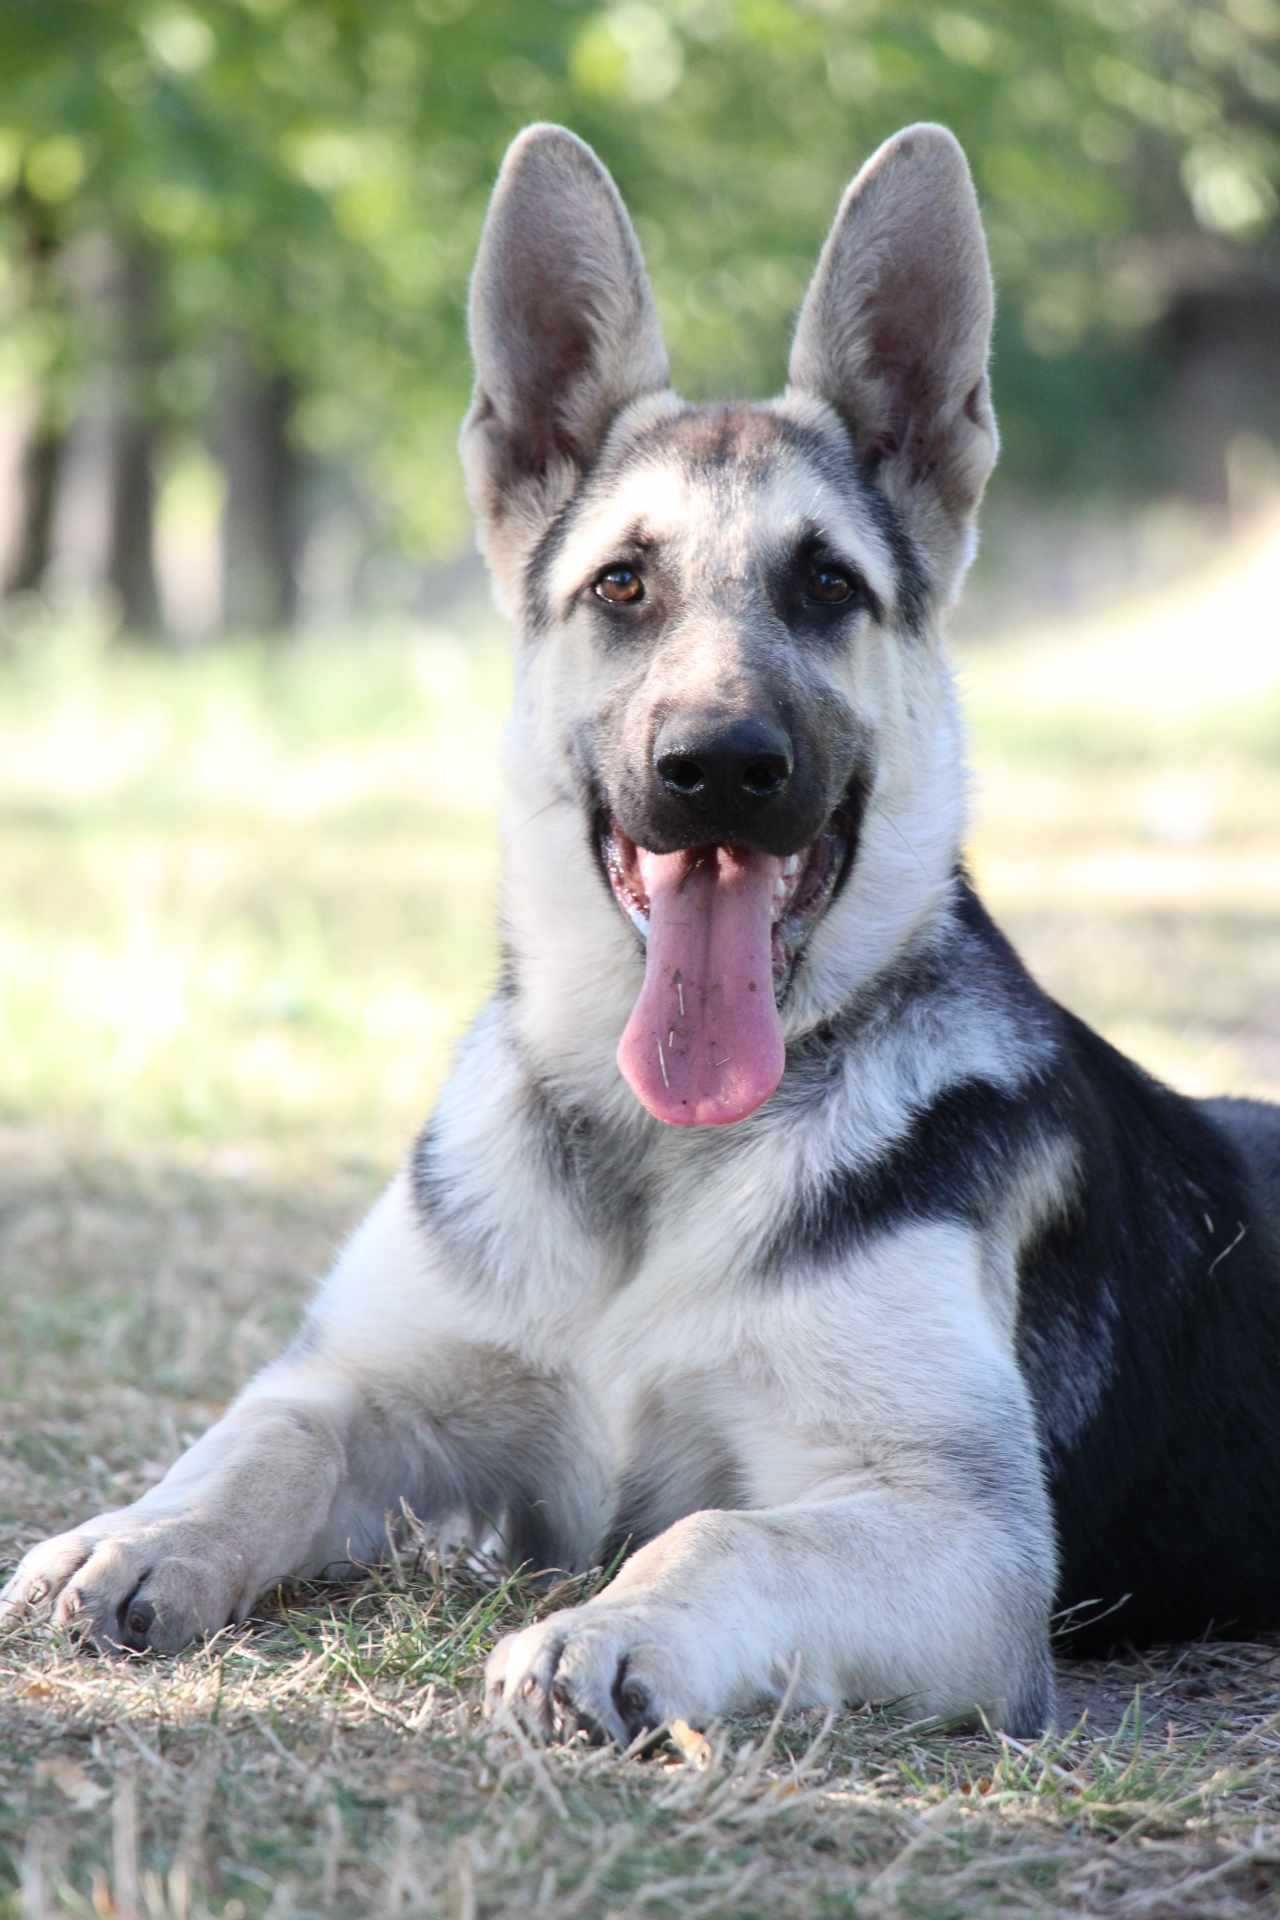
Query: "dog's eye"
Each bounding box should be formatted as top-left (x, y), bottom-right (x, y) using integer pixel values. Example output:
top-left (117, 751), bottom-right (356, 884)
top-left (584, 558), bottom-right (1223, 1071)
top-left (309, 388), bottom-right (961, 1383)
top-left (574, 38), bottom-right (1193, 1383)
top-left (594, 566), bottom-right (644, 607)
top-left (806, 564), bottom-right (856, 606)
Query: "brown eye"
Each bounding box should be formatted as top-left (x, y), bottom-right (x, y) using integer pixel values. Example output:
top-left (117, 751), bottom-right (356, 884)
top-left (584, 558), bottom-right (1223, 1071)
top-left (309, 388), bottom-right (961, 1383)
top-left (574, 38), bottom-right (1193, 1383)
top-left (807, 565), bottom-right (855, 606)
top-left (594, 565), bottom-right (644, 606)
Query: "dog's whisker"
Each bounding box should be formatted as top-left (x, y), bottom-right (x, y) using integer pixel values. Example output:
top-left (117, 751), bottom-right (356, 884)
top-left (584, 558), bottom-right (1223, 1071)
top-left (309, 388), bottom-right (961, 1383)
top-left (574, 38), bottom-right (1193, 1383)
top-left (884, 811), bottom-right (929, 877)
top-left (508, 794), bottom-right (573, 835)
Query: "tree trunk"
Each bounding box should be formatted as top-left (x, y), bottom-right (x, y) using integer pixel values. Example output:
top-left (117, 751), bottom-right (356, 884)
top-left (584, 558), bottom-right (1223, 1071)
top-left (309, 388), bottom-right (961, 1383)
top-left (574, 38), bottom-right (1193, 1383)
top-left (102, 238), bottom-right (163, 637)
top-left (105, 408), bottom-right (160, 633)
top-left (5, 414), bottom-right (67, 595)
top-left (1156, 279), bottom-right (1280, 508)
top-left (217, 337), bottom-right (299, 634)
top-left (3, 181), bottom-right (69, 598)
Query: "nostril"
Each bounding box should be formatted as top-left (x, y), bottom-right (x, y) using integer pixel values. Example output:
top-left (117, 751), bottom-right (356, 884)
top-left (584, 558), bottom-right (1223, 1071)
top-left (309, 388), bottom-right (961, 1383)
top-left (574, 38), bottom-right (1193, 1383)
top-left (657, 753), bottom-right (705, 796)
top-left (742, 754), bottom-right (790, 798)
top-left (653, 718), bottom-right (793, 810)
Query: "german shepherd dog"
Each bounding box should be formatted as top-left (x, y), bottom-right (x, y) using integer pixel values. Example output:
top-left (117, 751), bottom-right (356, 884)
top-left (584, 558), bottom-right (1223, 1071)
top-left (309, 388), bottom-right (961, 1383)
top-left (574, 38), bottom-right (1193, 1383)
top-left (6, 124), bottom-right (1280, 1743)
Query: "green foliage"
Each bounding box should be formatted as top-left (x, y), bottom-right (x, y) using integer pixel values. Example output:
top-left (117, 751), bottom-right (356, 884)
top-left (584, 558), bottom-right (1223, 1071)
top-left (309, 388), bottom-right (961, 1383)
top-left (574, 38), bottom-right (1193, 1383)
top-left (1, 0), bottom-right (1277, 549)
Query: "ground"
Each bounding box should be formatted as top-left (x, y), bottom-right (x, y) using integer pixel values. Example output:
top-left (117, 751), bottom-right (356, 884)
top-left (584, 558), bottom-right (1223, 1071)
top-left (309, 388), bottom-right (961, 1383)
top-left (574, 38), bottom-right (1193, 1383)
top-left (3, 510), bottom-right (1279, 1918)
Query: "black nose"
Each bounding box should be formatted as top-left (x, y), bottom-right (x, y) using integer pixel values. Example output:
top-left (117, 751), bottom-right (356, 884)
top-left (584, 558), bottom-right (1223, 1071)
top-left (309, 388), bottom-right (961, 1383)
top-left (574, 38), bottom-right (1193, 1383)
top-left (654, 713), bottom-right (794, 813)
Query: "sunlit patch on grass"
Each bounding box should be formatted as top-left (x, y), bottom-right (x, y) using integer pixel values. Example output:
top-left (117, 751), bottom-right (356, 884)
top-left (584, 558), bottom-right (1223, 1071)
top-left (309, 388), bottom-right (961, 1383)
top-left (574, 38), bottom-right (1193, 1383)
top-left (0, 622), bottom-right (508, 1158)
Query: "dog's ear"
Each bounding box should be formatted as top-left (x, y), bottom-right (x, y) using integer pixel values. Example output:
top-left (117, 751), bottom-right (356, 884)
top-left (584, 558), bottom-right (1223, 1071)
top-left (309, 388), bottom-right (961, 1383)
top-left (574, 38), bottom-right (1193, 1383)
top-left (788, 124), bottom-right (997, 580)
top-left (462, 124), bottom-right (670, 610)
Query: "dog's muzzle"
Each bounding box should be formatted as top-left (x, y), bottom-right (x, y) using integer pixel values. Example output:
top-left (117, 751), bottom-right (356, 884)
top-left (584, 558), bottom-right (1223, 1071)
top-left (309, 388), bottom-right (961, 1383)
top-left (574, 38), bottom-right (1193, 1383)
top-left (599, 782), bottom-right (861, 1131)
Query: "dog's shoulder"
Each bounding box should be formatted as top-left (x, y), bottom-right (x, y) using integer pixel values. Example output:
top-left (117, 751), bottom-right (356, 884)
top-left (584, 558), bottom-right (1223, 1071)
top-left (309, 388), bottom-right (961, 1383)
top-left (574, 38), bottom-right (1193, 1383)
top-left (759, 875), bottom-right (1066, 1274)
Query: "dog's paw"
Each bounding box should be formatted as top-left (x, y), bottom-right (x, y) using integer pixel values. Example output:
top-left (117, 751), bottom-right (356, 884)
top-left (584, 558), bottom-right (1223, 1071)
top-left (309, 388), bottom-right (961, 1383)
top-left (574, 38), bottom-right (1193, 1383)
top-left (484, 1602), bottom-right (699, 1747)
top-left (0, 1511), bottom-right (245, 1655)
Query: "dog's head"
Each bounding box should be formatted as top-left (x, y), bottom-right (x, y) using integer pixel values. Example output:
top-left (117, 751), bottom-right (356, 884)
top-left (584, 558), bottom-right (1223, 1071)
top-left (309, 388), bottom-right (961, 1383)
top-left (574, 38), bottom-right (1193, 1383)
top-left (462, 124), bottom-right (996, 1128)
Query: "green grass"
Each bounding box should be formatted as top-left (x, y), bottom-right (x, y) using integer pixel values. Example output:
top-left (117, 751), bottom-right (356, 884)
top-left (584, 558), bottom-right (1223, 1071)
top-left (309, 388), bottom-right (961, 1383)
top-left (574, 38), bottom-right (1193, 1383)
top-left (0, 611), bottom-right (508, 1160)
top-left (3, 514), bottom-right (1280, 1917)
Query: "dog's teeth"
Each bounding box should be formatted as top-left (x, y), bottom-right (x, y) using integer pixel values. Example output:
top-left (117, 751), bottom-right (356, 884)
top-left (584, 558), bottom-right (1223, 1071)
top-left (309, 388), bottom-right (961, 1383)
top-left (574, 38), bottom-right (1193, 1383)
top-left (626, 903), bottom-right (649, 940)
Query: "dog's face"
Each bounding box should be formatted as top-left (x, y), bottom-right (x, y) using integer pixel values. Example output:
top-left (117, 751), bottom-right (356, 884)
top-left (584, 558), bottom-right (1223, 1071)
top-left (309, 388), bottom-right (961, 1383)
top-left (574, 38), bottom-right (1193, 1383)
top-left (462, 124), bottom-right (997, 1128)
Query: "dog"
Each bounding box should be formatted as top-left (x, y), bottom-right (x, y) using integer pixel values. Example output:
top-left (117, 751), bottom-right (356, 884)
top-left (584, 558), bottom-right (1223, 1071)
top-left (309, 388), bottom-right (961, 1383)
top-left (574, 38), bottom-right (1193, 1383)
top-left (5, 122), bottom-right (1280, 1746)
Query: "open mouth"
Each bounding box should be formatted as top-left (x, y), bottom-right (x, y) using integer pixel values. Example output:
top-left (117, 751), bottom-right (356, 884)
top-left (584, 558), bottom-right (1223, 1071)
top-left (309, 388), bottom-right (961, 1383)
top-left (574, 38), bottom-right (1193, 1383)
top-left (602, 814), bottom-right (853, 988)
top-left (596, 794), bottom-right (859, 1129)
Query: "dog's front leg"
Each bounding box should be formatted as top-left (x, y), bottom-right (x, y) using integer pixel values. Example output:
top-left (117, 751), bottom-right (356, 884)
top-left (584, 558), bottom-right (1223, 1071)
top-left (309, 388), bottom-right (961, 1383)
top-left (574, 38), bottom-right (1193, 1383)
top-left (487, 1482), bottom-right (1056, 1744)
top-left (2, 1172), bottom-right (604, 1653)
top-left (0, 1370), bottom-right (363, 1654)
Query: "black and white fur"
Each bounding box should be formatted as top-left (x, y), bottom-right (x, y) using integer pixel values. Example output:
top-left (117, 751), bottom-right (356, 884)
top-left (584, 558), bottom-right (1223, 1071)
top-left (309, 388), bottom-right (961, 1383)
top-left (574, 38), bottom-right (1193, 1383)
top-left (5, 124), bottom-right (1279, 1746)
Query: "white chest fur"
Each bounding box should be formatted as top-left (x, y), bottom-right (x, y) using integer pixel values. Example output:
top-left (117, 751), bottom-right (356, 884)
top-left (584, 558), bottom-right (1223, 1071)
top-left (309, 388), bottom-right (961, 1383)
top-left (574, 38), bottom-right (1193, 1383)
top-left (310, 988), bottom-right (1032, 1564)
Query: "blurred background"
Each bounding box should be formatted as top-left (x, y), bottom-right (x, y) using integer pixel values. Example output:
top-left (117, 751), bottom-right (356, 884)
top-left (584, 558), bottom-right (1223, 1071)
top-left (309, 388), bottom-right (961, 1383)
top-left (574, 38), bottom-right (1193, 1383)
top-left (3, 0), bottom-right (1279, 630)
top-left (0, 0), bottom-right (1277, 1175)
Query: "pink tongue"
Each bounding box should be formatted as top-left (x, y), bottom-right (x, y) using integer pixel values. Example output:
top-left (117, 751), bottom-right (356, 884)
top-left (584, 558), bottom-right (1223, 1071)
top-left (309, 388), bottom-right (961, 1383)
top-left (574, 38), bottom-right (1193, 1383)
top-left (617, 845), bottom-right (785, 1126)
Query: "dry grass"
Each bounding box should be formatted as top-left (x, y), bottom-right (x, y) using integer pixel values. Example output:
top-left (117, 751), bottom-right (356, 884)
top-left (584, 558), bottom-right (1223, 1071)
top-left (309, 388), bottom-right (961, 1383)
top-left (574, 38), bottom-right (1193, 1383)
top-left (3, 510), bottom-right (1280, 1917)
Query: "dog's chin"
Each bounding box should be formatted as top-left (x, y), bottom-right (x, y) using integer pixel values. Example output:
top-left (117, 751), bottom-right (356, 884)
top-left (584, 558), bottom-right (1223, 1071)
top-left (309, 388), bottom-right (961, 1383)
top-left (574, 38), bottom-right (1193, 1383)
top-left (594, 795), bottom-right (859, 1004)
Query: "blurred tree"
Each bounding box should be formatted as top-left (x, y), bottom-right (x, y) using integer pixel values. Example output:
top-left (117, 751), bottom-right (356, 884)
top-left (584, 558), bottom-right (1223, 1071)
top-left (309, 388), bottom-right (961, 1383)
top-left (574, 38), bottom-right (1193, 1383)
top-left (0, 0), bottom-right (1275, 632)
top-left (0, 0), bottom-right (340, 632)
top-left (1, 175), bottom-right (69, 597)
top-left (101, 234), bottom-right (164, 635)
top-left (217, 333), bottom-right (299, 631)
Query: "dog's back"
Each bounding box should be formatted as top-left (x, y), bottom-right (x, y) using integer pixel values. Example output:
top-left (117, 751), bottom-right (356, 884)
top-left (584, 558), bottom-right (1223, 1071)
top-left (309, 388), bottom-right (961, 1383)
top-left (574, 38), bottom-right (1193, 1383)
top-left (1207, 1097), bottom-right (1280, 1221)
top-left (1013, 987), bottom-right (1280, 1649)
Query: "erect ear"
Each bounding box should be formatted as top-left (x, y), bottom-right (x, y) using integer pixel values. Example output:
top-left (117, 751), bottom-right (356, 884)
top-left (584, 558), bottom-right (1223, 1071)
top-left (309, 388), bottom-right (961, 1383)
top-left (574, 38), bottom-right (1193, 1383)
top-left (461, 124), bottom-right (670, 610)
top-left (788, 125), bottom-right (997, 584)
